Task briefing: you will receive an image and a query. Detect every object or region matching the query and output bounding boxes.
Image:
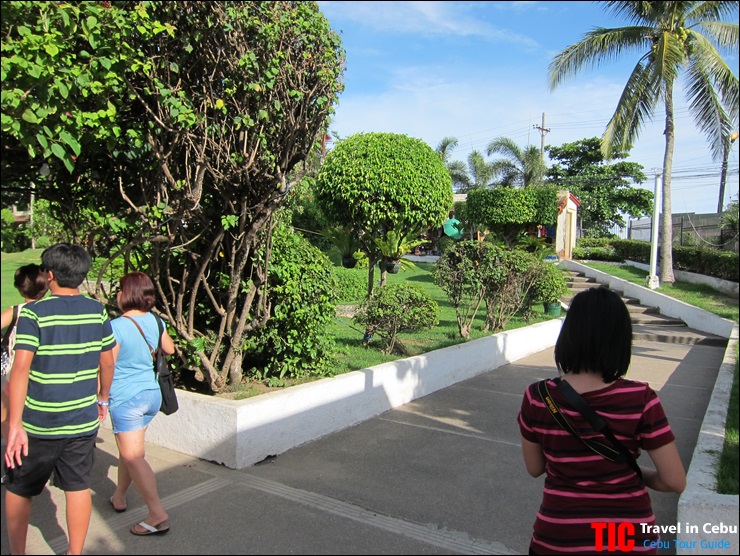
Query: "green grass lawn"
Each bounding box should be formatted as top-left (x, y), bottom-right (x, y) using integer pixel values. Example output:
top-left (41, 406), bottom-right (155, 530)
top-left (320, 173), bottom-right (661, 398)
top-left (329, 261), bottom-right (556, 374)
top-left (583, 260), bottom-right (738, 495)
top-left (1, 249), bottom-right (44, 307)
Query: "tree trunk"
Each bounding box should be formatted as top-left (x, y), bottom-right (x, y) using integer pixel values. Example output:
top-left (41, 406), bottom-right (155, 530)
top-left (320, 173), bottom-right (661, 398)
top-left (659, 83), bottom-right (676, 285)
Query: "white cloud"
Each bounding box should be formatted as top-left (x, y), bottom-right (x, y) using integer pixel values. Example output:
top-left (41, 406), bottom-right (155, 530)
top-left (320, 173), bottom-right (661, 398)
top-left (319, 1), bottom-right (540, 47)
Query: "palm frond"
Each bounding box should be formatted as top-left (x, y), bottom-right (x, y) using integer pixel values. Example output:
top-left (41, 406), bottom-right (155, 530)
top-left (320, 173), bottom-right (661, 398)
top-left (688, 1), bottom-right (740, 23)
top-left (691, 20), bottom-right (739, 48)
top-left (603, 58), bottom-right (662, 158)
top-left (549, 27), bottom-right (654, 90)
top-left (685, 50), bottom-right (735, 160)
top-left (688, 31), bottom-right (740, 124)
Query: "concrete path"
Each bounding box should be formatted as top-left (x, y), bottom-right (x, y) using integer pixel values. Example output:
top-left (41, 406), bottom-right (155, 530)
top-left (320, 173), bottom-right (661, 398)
top-left (1, 337), bottom-right (726, 555)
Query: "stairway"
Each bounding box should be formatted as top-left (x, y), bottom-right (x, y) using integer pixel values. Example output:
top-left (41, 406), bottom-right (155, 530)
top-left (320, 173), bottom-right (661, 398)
top-left (560, 271), bottom-right (726, 346)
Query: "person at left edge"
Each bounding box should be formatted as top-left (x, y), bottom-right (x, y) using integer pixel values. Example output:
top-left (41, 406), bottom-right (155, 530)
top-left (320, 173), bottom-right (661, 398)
top-left (3, 243), bottom-right (116, 556)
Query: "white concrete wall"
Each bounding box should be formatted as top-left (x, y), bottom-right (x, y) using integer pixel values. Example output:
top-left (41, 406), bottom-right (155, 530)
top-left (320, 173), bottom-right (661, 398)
top-left (102, 318), bottom-right (565, 469)
top-left (559, 260), bottom-right (736, 338)
top-left (676, 326), bottom-right (739, 555)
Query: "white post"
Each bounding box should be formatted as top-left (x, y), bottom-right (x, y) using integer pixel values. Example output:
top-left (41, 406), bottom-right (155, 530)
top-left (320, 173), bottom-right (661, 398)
top-left (646, 173), bottom-right (661, 290)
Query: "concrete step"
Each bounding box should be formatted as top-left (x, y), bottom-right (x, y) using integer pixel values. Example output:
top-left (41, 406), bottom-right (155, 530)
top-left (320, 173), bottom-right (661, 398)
top-left (632, 325), bottom-right (728, 346)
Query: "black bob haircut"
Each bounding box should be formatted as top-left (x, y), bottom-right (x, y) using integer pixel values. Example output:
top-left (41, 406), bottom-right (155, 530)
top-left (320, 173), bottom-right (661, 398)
top-left (554, 286), bottom-right (632, 383)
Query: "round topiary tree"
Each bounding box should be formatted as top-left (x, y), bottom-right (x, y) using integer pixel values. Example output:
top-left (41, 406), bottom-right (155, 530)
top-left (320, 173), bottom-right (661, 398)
top-left (316, 132), bottom-right (453, 295)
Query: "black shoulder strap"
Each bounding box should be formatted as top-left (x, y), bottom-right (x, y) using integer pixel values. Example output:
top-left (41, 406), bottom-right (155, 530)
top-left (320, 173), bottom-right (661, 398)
top-left (537, 379), bottom-right (641, 478)
top-left (556, 379), bottom-right (643, 480)
top-left (123, 315), bottom-right (155, 359)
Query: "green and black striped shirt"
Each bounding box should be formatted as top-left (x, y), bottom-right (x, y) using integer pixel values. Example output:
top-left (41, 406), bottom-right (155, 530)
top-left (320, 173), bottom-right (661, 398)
top-left (14, 294), bottom-right (116, 439)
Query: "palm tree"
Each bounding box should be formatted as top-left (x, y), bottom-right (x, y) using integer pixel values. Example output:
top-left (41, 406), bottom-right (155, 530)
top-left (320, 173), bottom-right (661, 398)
top-left (486, 137), bottom-right (547, 187)
top-left (549, 1), bottom-right (739, 284)
top-left (436, 136), bottom-right (471, 191)
top-left (465, 150), bottom-right (496, 191)
top-left (435, 137), bottom-right (495, 191)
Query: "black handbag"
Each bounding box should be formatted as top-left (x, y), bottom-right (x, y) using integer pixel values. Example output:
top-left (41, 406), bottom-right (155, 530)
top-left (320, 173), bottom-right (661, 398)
top-left (124, 315), bottom-right (179, 415)
top-left (537, 378), bottom-right (642, 479)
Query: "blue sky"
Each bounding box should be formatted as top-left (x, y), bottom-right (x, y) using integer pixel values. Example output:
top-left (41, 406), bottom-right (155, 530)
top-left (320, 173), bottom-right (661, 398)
top-left (318, 1), bottom-right (739, 217)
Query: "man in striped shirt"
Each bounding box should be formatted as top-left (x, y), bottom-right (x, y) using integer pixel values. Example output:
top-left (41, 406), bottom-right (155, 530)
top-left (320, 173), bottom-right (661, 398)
top-left (4, 243), bottom-right (116, 556)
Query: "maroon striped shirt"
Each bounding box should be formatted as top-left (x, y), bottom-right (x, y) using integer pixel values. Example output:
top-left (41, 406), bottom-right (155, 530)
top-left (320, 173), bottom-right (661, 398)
top-left (518, 377), bottom-right (676, 554)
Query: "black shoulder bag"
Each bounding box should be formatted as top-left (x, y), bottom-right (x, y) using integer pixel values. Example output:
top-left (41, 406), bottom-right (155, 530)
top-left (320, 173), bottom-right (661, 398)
top-left (1, 305), bottom-right (19, 377)
top-left (537, 378), bottom-right (642, 479)
top-left (124, 315), bottom-right (179, 415)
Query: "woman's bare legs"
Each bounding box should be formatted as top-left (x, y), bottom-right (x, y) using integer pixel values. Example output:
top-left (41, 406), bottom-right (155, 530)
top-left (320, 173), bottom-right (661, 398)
top-left (113, 428), bottom-right (168, 527)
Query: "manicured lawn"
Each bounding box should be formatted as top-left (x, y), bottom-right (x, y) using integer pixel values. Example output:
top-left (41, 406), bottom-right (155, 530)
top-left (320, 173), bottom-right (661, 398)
top-left (1, 249), bottom-right (44, 307)
top-left (328, 261), bottom-right (556, 374)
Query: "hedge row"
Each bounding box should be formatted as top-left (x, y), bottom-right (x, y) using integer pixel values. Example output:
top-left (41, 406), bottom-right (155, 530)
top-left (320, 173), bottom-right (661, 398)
top-left (575, 238), bottom-right (739, 282)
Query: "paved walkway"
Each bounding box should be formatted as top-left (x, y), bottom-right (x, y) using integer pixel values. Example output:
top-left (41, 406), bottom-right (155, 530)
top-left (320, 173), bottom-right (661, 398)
top-left (1, 337), bottom-right (727, 555)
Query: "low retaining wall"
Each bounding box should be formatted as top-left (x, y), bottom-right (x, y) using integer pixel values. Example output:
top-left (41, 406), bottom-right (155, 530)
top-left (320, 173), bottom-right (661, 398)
top-left (676, 326), bottom-right (739, 555)
top-left (104, 318), bottom-right (565, 469)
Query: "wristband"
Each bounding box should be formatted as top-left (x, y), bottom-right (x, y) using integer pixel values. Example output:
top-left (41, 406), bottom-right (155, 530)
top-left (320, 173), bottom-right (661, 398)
top-left (97, 400), bottom-right (110, 407)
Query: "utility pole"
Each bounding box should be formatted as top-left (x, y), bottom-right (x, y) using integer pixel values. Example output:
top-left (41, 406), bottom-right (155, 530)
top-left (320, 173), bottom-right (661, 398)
top-left (646, 171), bottom-right (661, 290)
top-left (718, 131), bottom-right (739, 213)
top-left (533, 112), bottom-right (550, 162)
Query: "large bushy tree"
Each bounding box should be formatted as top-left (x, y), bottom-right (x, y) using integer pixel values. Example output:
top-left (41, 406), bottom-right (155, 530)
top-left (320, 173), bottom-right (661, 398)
top-left (465, 186), bottom-right (559, 247)
top-left (316, 132), bottom-right (453, 295)
top-left (2, 1), bottom-right (346, 392)
top-left (549, 1), bottom-right (739, 283)
top-left (546, 137), bottom-right (652, 236)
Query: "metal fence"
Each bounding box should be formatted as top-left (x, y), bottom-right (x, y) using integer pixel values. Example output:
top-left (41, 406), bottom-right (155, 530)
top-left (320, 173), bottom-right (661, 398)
top-left (628, 213), bottom-right (739, 252)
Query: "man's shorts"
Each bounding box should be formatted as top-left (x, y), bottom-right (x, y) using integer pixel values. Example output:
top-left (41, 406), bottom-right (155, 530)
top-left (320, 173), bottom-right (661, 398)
top-left (5, 433), bottom-right (97, 496)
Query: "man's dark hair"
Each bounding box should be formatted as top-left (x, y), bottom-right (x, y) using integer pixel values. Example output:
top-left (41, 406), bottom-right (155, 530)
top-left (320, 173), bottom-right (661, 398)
top-left (41, 243), bottom-right (91, 289)
top-left (554, 286), bottom-right (632, 383)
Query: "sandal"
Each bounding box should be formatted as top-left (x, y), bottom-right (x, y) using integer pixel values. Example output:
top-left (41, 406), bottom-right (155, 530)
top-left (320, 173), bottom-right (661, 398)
top-left (130, 520), bottom-right (170, 536)
top-left (109, 497), bottom-right (126, 513)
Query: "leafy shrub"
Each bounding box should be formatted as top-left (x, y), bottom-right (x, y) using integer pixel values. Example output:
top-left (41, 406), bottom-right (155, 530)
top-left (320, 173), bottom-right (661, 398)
top-left (673, 246), bottom-right (739, 282)
top-left (572, 246), bottom-right (621, 261)
top-left (608, 239), bottom-right (738, 282)
top-left (245, 224), bottom-right (338, 380)
top-left (484, 249), bottom-right (542, 332)
top-left (435, 240), bottom-right (497, 339)
top-left (530, 262), bottom-right (569, 303)
top-left (331, 267), bottom-right (367, 303)
top-left (353, 283), bottom-right (438, 355)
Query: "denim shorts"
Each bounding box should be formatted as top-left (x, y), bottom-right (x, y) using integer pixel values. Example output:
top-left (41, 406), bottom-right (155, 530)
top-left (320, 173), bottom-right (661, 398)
top-left (110, 389), bottom-right (161, 434)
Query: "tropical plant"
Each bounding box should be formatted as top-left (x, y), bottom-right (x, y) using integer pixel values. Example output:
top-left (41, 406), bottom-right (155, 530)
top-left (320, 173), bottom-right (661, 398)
top-left (353, 283), bottom-right (439, 355)
top-left (549, 1), bottom-right (739, 284)
top-left (436, 136), bottom-right (471, 191)
top-left (483, 249), bottom-right (542, 332)
top-left (486, 137), bottom-right (547, 188)
top-left (721, 198), bottom-right (739, 241)
top-left (546, 137), bottom-right (653, 235)
top-left (323, 226), bottom-right (363, 268)
top-left (466, 186), bottom-right (559, 248)
top-left (316, 132), bottom-right (453, 295)
top-left (531, 262), bottom-right (569, 303)
top-left (1, 1), bottom-right (346, 393)
top-left (434, 240), bottom-right (498, 339)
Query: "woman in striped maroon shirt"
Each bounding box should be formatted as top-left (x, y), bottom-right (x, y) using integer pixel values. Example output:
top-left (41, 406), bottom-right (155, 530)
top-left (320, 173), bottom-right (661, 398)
top-left (518, 287), bottom-right (686, 555)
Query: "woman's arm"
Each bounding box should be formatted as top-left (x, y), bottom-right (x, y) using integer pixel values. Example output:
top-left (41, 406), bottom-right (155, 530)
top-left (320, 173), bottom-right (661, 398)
top-left (643, 441), bottom-right (686, 493)
top-left (1, 306), bottom-right (15, 332)
top-left (160, 328), bottom-right (175, 355)
top-left (521, 436), bottom-right (546, 477)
